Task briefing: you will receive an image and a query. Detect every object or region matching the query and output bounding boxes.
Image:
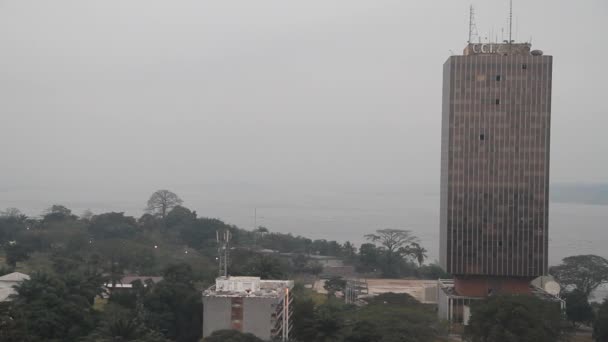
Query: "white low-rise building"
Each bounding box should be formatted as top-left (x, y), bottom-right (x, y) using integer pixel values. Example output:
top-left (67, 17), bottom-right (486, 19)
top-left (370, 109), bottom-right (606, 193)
top-left (0, 272), bottom-right (30, 302)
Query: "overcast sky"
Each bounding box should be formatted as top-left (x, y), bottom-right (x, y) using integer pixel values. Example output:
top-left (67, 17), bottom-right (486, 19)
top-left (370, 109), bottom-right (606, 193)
top-left (1, 0), bottom-right (606, 199)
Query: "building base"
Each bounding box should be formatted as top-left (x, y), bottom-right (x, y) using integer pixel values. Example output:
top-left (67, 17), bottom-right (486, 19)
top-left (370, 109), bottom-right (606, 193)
top-left (437, 279), bottom-right (565, 324)
top-left (453, 276), bottom-right (533, 297)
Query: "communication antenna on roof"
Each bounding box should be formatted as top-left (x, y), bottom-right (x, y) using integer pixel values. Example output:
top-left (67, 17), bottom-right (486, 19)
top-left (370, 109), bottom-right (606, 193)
top-left (468, 5), bottom-right (478, 44)
top-left (216, 229), bottom-right (231, 278)
top-left (508, 0), bottom-right (513, 43)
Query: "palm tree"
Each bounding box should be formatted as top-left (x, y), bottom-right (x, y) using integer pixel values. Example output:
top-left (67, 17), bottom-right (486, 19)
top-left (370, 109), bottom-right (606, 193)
top-left (407, 242), bottom-right (428, 267)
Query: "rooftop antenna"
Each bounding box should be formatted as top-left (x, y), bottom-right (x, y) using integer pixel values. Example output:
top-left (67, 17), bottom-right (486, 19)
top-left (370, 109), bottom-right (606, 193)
top-left (508, 0), bottom-right (513, 43)
top-left (468, 5), bottom-right (478, 44)
top-left (216, 229), bottom-right (231, 278)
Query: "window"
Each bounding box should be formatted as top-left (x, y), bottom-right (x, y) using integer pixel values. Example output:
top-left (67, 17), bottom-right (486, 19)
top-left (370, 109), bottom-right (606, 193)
top-left (479, 134), bottom-right (485, 141)
top-left (495, 99), bottom-right (500, 105)
top-left (496, 75), bottom-right (501, 81)
top-left (522, 63), bottom-right (527, 70)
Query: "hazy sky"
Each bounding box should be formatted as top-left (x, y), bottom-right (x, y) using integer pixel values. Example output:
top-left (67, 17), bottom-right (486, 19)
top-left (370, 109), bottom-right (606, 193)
top-left (1, 0), bottom-right (607, 198)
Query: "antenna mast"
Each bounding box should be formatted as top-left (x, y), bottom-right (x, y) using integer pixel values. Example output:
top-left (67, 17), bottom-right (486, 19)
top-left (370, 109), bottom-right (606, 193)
top-left (216, 229), bottom-right (231, 278)
top-left (468, 5), bottom-right (477, 44)
top-left (508, 0), bottom-right (513, 43)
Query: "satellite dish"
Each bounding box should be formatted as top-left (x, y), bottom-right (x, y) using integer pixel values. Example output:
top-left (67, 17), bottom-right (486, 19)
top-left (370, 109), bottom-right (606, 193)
top-left (531, 49), bottom-right (544, 56)
top-left (544, 281), bottom-right (561, 296)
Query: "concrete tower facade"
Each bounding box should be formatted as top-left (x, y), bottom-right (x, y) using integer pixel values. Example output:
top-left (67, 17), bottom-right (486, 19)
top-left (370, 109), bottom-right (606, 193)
top-left (439, 43), bottom-right (553, 297)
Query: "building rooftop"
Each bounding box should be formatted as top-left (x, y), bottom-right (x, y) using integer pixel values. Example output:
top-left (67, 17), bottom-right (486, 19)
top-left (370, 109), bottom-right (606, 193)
top-left (437, 279), bottom-right (564, 303)
top-left (0, 272), bottom-right (30, 302)
top-left (0, 272), bottom-right (30, 282)
top-left (203, 276), bottom-right (294, 298)
top-left (459, 42), bottom-right (546, 57)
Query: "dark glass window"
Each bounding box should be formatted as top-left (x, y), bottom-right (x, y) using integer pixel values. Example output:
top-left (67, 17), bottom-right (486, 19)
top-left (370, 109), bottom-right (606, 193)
top-left (496, 75), bottom-right (501, 81)
top-left (480, 134), bottom-right (485, 141)
top-left (522, 64), bottom-right (527, 70)
top-left (495, 99), bottom-right (500, 105)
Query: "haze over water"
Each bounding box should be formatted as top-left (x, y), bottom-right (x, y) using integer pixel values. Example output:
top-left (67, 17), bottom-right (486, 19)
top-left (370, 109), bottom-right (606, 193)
top-left (2, 182), bottom-right (606, 267)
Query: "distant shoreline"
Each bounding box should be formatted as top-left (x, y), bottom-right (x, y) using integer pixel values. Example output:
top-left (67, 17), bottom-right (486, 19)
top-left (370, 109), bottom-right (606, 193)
top-left (551, 183), bottom-right (608, 206)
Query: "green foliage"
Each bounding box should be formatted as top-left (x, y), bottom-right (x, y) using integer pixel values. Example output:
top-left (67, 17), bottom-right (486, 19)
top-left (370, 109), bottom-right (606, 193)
top-left (43, 204), bottom-right (76, 222)
top-left (146, 190), bottom-right (183, 218)
top-left (246, 254), bottom-right (286, 279)
top-left (0, 216), bottom-right (25, 245)
top-left (5, 243), bottom-right (30, 267)
top-left (324, 276), bottom-right (346, 297)
top-left (405, 242), bottom-right (427, 266)
top-left (203, 329), bottom-right (264, 342)
top-left (1, 272), bottom-right (99, 342)
top-left (89, 212), bottom-right (138, 239)
top-left (594, 299), bottom-right (608, 342)
top-left (84, 316), bottom-right (169, 342)
top-left (143, 263), bottom-right (202, 342)
top-left (465, 295), bottom-right (566, 342)
top-left (313, 302), bottom-right (345, 342)
top-left (291, 292), bottom-right (441, 342)
top-left (416, 263), bottom-right (451, 280)
top-left (0, 266), bottom-right (14, 276)
top-left (564, 289), bottom-right (594, 327)
top-left (291, 297), bottom-right (317, 341)
top-left (350, 293), bottom-right (440, 342)
top-left (343, 321), bottom-right (381, 342)
top-left (550, 255), bottom-right (608, 297)
top-left (364, 229), bottom-right (419, 277)
top-left (165, 205), bottom-right (197, 228)
top-left (357, 243), bottom-right (379, 272)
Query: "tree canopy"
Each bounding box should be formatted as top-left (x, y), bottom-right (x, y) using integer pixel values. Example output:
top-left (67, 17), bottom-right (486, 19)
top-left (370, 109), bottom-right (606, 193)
top-left (145, 190), bottom-right (183, 218)
top-left (594, 299), bottom-right (608, 342)
top-left (465, 295), bottom-right (566, 342)
top-left (564, 289), bottom-right (594, 327)
top-left (203, 330), bottom-right (264, 342)
top-left (550, 255), bottom-right (608, 297)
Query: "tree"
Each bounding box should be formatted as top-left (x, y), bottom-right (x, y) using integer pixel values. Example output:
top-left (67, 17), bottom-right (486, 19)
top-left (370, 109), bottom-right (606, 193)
top-left (143, 263), bottom-right (202, 342)
top-left (243, 255), bottom-right (286, 280)
top-left (324, 276), bottom-right (346, 297)
top-left (4, 272), bottom-right (98, 341)
top-left (465, 295), bottom-right (566, 342)
top-left (291, 298), bottom-right (317, 342)
top-left (145, 190), bottom-right (183, 218)
top-left (348, 293), bottom-right (440, 342)
top-left (550, 255), bottom-right (608, 297)
top-left (594, 299), bottom-right (608, 342)
top-left (204, 330), bottom-right (264, 342)
top-left (4, 243), bottom-right (30, 267)
top-left (342, 241), bottom-right (356, 261)
top-left (314, 303), bottom-right (345, 342)
top-left (343, 321), bottom-right (381, 342)
top-left (254, 226), bottom-right (269, 234)
top-left (417, 263), bottom-right (451, 280)
top-left (0, 208), bottom-right (23, 218)
top-left (43, 204), bottom-right (75, 221)
top-left (564, 289), bottom-right (594, 328)
top-left (84, 316), bottom-right (169, 342)
top-left (165, 206), bottom-right (196, 228)
top-left (364, 229), bottom-right (419, 277)
top-left (357, 243), bottom-right (379, 272)
top-left (405, 242), bottom-right (427, 266)
top-left (89, 212), bottom-right (138, 239)
top-left (80, 209), bottom-right (94, 221)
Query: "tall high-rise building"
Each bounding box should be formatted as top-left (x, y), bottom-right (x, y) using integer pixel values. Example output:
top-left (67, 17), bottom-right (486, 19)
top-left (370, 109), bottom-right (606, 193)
top-left (438, 42), bottom-right (553, 314)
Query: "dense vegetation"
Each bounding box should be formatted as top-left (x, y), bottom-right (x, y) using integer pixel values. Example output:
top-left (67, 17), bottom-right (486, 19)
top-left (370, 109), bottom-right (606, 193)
top-left (290, 290), bottom-right (446, 342)
top-left (465, 295), bottom-right (568, 342)
top-left (0, 190), bottom-right (444, 342)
